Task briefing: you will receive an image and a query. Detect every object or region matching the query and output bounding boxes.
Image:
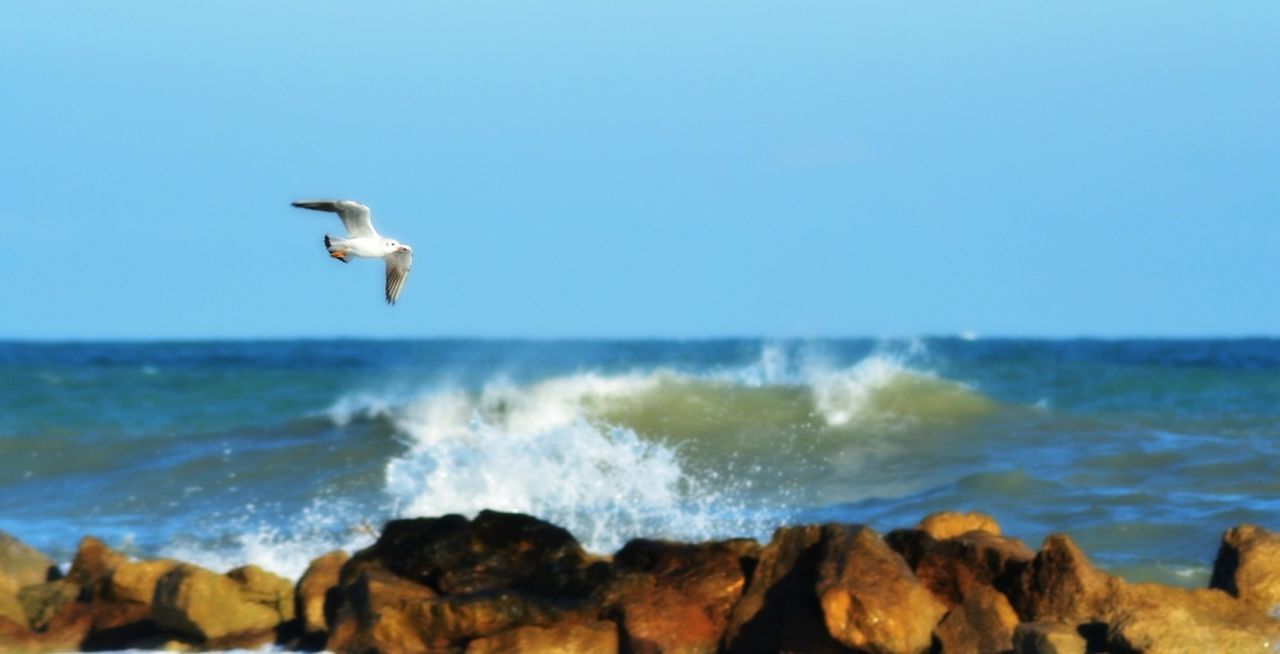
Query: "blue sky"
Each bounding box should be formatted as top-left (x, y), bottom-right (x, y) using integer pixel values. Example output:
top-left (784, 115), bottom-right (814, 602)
top-left (2, 2), bottom-right (1276, 339)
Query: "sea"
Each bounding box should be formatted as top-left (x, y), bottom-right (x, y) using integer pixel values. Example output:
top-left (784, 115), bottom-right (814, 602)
top-left (1, 338), bottom-right (1277, 590)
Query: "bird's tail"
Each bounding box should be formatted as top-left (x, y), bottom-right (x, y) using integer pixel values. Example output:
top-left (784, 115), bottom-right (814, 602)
top-left (324, 234), bottom-right (350, 263)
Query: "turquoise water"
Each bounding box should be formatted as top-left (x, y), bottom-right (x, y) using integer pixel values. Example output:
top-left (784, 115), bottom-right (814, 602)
top-left (1, 338), bottom-right (1276, 587)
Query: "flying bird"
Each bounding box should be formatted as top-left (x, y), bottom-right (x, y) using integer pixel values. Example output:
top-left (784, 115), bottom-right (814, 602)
top-left (291, 199), bottom-right (414, 304)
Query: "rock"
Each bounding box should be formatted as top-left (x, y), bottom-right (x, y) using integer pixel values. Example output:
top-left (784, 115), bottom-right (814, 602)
top-left (1104, 584), bottom-right (1280, 654)
top-left (0, 615), bottom-right (44, 653)
top-left (0, 532), bottom-right (58, 588)
top-left (105, 559), bottom-right (179, 605)
top-left (296, 550), bottom-right (348, 636)
top-left (66, 536), bottom-right (125, 588)
top-left (465, 619), bottom-right (618, 653)
top-left (816, 526), bottom-right (946, 654)
top-left (724, 525), bottom-right (871, 653)
top-left (918, 511), bottom-right (1002, 540)
top-left (0, 588), bottom-right (26, 630)
top-left (609, 538), bottom-right (755, 654)
top-left (372, 511), bottom-right (604, 596)
top-left (933, 585), bottom-right (1018, 654)
top-left (17, 580), bottom-right (79, 631)
top-left (227, 564), bottom-right (295, 621)
top-left (151, 564), bottom-right (283, 641)
top-left (1211, 524), bottom-right (1280, 611)
top-left (1010, 534), bottom-right (1119, 623)
top-left (1012, 622), bottom-right (1086, 654)
top-left (887, 527), bottom-right (1033, 607)
top-left (325, 557), bottom-right (437, 653)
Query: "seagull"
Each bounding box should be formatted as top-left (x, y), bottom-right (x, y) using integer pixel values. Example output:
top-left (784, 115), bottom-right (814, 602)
top-left (291, 199), bottom-right (414, 305)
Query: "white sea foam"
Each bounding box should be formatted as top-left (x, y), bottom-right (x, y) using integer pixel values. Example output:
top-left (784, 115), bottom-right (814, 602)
top-left (185, 343), bottom-right (972, 575)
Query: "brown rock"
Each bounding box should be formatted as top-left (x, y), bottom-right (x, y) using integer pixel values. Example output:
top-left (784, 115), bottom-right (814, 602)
top-left (17, 580), bottom-right (79, 631)
top-left (1010, 534), bottom-right (1119, 623)
top-left (933, 585), bottom-right (1018, 654)
top-left (227, 564), bottom-right (295, 621)
top-left (325, 557), bottom-right (437, 653)
top-left (816, 526), bottom-right (946, 654)
top-left (888, 528), bottom-right (1033, 607)
top-left (1105, 584), bottom-right (1280, 654)
top-left (723, 525), bottom-right (853, 653)
top-left (1012, 622), bottom-right (1085, 654)
top-left (66, 536), bottom-right (125, 588)
top-left (296, 550), bottom-right (348, 636)
top-left (1, 575), bottom-right (28, 629)
top-left (465, 619), bottom-right (618, 653)
top-left (151, 564), bottom-right (283, 641)
top-left (918, 511), bottom-right (1002, 540)
top-left (0, 532), bottom-right (58, 588)
top-left (105, 559), bottom-right (179, 605)
top-left (609, 539), bottom-right (755, 654)
top-left (1211, 524), bottom-right (1280, 611)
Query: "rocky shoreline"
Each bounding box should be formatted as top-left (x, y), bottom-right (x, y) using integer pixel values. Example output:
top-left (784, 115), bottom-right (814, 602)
top-left (2, 511), bottom-right (1280, 653)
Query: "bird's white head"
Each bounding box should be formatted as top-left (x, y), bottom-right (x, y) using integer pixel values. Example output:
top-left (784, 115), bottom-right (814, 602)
top-left (385, 239), bottom-right (411, 254)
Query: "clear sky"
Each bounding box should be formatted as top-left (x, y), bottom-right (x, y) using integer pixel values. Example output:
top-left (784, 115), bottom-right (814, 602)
top-left (2, 2), bottom-right (1276, 339)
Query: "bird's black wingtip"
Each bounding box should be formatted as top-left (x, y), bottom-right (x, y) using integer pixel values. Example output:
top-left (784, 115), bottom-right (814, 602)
top-left (324, 234), bottom-right (331, 248)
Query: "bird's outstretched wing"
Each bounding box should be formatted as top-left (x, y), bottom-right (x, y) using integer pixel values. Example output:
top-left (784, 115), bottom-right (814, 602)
top-left (291, 200), bottom-right (379, 238)
top-left (384, 249), bottom-right (413, 305)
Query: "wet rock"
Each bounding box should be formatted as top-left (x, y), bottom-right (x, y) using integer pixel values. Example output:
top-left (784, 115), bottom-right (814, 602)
top-left (723, 525), bottom-right (853, 653)
top-left (465, 619), bottom-right (618, 653)
top-left (151, 564), bottom-right (283, 641)
top-left (0, 532), bottom-right (58, 588)
top-left (1104, 583), bottom-right (1280, 654)
top-left (296, 550), bottom-right (348, 636)
top-left (816, 526), bottom-right (945, 654)
top-left (1012, 622), bottom-right (1085, 654)
top-left (608, 538), bottom-right (755, 654)
top-left (887, 527), bottom-right (1033, 607)
top-left (933, 584), bottom-right (1018, 654)
top-left (918, 511), bottom-right (1002, 540)
top-left (372, 511), bottom-right (604, 596)
top-left (1211, 524), bottom-right (1280, 611)
top-left (1010, 534), bottom-right (1119, 623)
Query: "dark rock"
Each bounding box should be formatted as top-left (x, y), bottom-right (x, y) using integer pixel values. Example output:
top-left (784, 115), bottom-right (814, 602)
top-left (816, 526), bottom-right (945, 654)
top-left (1009, 534), bottom-right (1119, 623)
top-left (932, 585), bottom-right (1018, 654)
top-left (887, 527), bottom-right (1033, 607)
top-left (1211, 524), bottom-right (1280, 611)
top-left (373, 511), bottom-right (603, 597)
top-left (723, 525), bottom-right (861, 654)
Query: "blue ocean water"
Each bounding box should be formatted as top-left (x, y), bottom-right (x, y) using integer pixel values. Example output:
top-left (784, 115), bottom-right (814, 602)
top-left (0, 338), bottom-right (1276, 587)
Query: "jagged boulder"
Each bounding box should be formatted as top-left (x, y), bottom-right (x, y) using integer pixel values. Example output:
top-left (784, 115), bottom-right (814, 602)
top-left (1009, 534), bottom-right (1119, 623)
top-left (105, 559), bottom-right (179, 605)
top-left (1104, 583), bottom-right (1280, 653)
top-left (1211, 524), bottom-right (1280, 612)
top-left (723, 525), bottom-right (851, 653)
top-left (816, 526), bottom-right (945, 654)
top-left (607, 538), bottom-right (756, 654)
top-left (295, 550), bottom-right (348, 636)
top-left (227, 565), bottom-right (294, 622)
top-left (933, 584), bottom-right (1018, 654)
top-left (151, 564), bottom-right (286, 642)
top-left (887, 526), bottom-right (1033, 607)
